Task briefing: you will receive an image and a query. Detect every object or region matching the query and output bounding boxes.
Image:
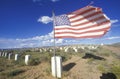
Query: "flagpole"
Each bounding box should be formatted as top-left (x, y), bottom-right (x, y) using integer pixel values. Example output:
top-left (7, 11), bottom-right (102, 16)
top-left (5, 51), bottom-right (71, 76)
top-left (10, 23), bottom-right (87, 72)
top-left (52, 11), bottom-right (56, 57)
top-left (52, 10), bottom-right (57, 78)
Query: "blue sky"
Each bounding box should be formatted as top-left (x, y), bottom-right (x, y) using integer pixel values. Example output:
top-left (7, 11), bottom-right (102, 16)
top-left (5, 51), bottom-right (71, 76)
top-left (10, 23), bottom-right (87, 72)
top-left (0, 0), bottom-right (120, 48)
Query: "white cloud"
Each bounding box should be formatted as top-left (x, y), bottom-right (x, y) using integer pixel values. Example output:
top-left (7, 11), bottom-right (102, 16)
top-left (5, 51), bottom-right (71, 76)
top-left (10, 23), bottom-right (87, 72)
top-left (56, 39), bottom-right (64, 44)
top-left (42, 38), bottom-right (64, 46)
top-left (65, 40), bottom-right (79, 43)
top-left (105, 36), bottom-right (120, 40)
top-left (0, 31), bottom-right (53, 48)
top-left (1, 30), bottom-right (120, 48)
top-left (38, 16), bottom-right (53, 24)
top-left (110, 19), bottom-right (120, 27)
top-left (33, 0), bottom-right (60, 3)
top-left (111, 19), bottom-right (119, 24)
top-left (0, 31), bottom-right (65, 48)
top-left (51, 0), bottom-right (59, 2)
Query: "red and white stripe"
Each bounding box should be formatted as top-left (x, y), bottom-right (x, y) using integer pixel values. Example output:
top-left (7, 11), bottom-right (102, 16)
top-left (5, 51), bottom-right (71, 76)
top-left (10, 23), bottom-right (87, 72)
top-left (54, 6), bottom-right (111, 38)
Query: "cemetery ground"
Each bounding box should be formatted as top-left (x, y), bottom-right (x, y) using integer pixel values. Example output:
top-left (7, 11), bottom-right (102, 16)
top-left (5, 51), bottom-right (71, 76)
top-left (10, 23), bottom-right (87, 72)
top-left (0, 45), bottom-right (120, 79)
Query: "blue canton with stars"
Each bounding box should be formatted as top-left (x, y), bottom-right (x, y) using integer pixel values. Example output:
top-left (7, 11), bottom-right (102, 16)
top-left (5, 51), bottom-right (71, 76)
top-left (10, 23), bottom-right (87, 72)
top-left (54, 14), bottom-right (71, 26)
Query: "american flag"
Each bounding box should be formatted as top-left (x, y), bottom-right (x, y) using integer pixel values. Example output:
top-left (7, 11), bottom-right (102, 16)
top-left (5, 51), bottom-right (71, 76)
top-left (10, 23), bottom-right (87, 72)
top-left (54, 6), bottom-right (111, 38)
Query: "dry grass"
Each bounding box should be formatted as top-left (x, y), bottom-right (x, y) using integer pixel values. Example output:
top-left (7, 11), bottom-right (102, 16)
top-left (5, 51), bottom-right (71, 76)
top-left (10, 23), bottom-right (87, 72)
top-left (0, 45), bottom-right (120, 79)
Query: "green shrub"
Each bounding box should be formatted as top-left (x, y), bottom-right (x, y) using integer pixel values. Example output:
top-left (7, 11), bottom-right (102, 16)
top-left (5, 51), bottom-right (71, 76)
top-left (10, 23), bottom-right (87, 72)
top-left (39, 53), bottom-right (52, 63)
top-left (1, 69), bottom-right (25, 77)
top-left (110, 64), bottom-right (120, 79)
top-left (44, 65), bottom-right (51, 76)
top-left (62, 71), bottom-right (71, 77)
top-left (100, 52), bottom-right (110, 57)
top-left (97, 64), bottom-right (106, 73)
top-left (29, 58), bottom-right (41, 66)
top-left (97, 60), bottom-right (120, 79)
top-left (7, 69), bottom-right (25, 77)
top-left (87, 58), bottom-right (95, 64)
top-left (0, 69), bottom-right (4, 72)
top-left (12, 60), bottom-right (24, 66)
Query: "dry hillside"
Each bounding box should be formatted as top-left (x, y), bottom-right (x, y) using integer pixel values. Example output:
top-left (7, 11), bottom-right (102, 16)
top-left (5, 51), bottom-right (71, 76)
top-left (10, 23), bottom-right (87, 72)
top-left (0, 45), bottom-right (120, 79)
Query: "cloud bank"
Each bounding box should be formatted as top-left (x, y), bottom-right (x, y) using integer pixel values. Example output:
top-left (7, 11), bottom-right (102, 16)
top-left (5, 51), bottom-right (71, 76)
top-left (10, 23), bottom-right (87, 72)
top-left (0, 31), bottom-right (66, 49)
top-left (1, 32), bottom-right (120, 49)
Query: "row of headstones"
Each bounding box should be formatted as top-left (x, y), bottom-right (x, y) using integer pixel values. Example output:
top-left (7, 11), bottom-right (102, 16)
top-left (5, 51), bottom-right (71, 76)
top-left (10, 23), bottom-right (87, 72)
top-left (63, 46), bottom-right (99, 52)
top-left (0, 52), bottom-right (30, 65)
top-left (38, 46), bottom-right (98, 53)
top-left (38, 47), bottom-right (79, 53)
top-left (0, 52), bottom-right (61, 78)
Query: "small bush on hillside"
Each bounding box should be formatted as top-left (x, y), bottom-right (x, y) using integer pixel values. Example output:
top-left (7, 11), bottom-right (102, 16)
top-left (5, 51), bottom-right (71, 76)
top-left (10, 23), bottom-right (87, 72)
top-left (90, 49), bottom-right (97, 52)
top-left (39, 53), bottom-right (52, 63)
top-left (1, 69), bottom-right (25, 77)
top-left (7, 69), bottom-right (25, 77)
top-left (97, 60), bottom-right (120, 79)
top-left (44, 65), bottom-right (51, 76)
top-left (61, 55), bottom-right (71, 62)
top-left (97, 64), bottom-right (106, 73)
top-left (62, 71), bottom-right (71, 77)
top-left (29, 58), bottom-right (41, 66)
top-left (87, 58), bottom-right (95, 64)
top-left (110, 64), bottom-right (120, 79)
top-left (12, 60), bottom-right (25, 66)
top-left (0, 69), bottom-right (4, 72)
top-left (100, 52), bottom-right (110, 57)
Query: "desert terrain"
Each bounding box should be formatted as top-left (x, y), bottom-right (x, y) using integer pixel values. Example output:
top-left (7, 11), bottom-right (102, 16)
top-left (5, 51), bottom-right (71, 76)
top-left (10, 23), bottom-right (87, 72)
top-left (0, 44), bottom-right (120, 79)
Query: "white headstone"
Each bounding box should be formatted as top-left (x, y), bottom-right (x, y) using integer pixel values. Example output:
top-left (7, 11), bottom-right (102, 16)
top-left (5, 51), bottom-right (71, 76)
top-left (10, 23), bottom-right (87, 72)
top-left (60, 47), bottom-right (63, 50)
top-left (8, 53), bottom-right (12, 60)
top-left (0, 52), bottom-right (2, 56)
top-left (42, 48), bottom-right (46, 52)
top-left (5, 52), bottom-right (8, 57)
top-left (2, 52), bottom-right (5, 56)
top-left (73, 48), bottom-right (78, 52)
top-left (50, 49), bottom-right (52, 52)
top-left (81, 46), bottom-right (85, 49)
top-left (25, 55), bottom-right (30, 65)
top-left (65, 48), bottom-right (68, 52)
top-left (15, 54), bottom-right (18, 61)
top-left (40, 49), bottom-right (42, 52)
top-left (51, 56), bottom-right (62, 78)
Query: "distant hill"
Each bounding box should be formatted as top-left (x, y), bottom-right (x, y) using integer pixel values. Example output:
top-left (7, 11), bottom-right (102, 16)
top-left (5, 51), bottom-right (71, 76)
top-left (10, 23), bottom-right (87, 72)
top-left (111, 42), bottom-right (120, 46)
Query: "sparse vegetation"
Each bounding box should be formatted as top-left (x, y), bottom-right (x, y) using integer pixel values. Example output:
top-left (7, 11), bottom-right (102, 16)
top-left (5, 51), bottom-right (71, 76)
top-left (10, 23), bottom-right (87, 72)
top-left (44, 65), bottom-right (51, 76)
top-left (0, 69), bottom-right (25, 79)
top-left (29, 58), bottom-right (41, 66)
top-left (97, 64), bottom-right (106, 73)
top-left (0, 45), bottom-right (120, 79)
top-left (6, 69), bottom-right (25, 77)
top-left (87, 58), bottom-right (95, 64)
top-left (109, 61), bottom-right (120, 79)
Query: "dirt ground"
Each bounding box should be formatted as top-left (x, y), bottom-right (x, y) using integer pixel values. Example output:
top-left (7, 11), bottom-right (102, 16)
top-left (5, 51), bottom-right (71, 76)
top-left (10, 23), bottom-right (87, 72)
top-left (12, 55), bottom-right (102, 79)
top-left (1, 45), bottom-right (120, 79)
top-left (62, 56), bottom-right (102, 79)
